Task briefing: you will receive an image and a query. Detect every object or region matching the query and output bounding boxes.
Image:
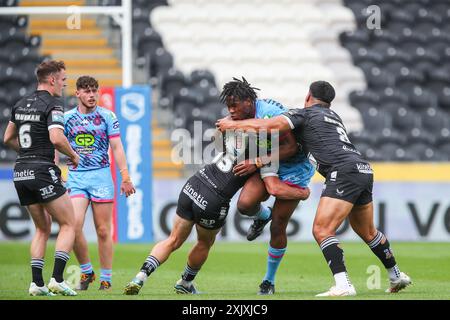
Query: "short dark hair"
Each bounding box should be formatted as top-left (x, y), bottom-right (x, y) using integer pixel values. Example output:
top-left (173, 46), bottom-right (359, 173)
top-left (309, 81), bottom-right (335, 104)
top-left (220, 77), bottom-right (259, 104)
top-left (36, 60), bottom-right (66, 83)
top-left (76, 76), bottom-right (99, 90)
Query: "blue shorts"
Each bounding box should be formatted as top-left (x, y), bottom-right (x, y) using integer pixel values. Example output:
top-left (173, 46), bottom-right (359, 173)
top-left (278, 160), bottom-right (315, 188)
top-left (260, 154), bottom-right (315, 188)
top-left (66, 167), bottom-right (115, 202)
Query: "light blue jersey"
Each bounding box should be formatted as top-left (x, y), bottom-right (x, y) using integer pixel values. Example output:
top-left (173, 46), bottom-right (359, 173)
top-left (64, 106), bottom-right (120, 171)
top-left (255, 99), bottom-right (314, 187)
top-left (64, 106), bottom-right (119, 202)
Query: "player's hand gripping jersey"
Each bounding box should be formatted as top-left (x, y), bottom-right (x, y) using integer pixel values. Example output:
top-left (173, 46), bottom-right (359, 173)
top-left (64, 106), bottom-right (120, 171)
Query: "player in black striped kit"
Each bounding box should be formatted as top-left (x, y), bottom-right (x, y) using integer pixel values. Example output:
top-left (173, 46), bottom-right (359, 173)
top-left (123, 113), bottom-right (308, 295)
top-left (3, 60), bottom-right (80, 296)
top-left (216, 81), bottom-right (412, 296)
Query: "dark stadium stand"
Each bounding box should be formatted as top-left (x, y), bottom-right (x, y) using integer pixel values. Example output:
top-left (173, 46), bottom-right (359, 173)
top-left (343, 0), bottom-right (450, 161)
top-left (0, 1), bottom-right (50, 163)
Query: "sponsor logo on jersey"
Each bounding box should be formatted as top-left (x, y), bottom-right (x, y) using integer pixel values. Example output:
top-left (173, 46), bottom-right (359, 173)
top-left (51, 110), bottom-right (64, 123)
top-left (183, 182), bottom-right (208, 210)
top-left (198, 168), bottom-right (218, 189)
top-left (13, 169), bottom-right (35, 181)
top-left (75, 133), bottom-right (95, 146)
top-left (113, 121), bottom-right (119, 129)
top-left (15, 114), bottom-right (41, 122)
top-left (342, 145), bottom-right (361, 155)
top-left (356, 163), bottom-right (373, 174)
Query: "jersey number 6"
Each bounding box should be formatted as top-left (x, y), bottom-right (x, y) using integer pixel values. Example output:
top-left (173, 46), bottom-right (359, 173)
top-left (19, 124), bottom-right (32, 148)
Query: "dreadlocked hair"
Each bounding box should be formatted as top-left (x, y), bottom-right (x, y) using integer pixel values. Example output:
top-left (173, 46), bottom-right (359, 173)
top-left (220, 77), bottom-right (260, 104)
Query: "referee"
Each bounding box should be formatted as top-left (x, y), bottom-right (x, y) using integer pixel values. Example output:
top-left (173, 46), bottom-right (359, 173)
top-left (3, 60), bottom-right (79, 296)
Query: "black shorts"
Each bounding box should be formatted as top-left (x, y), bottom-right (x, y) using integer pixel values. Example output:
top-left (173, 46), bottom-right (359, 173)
top-left (13, 162), bottom-right (66, 206)
top-left (321, 165), bottom-right (373, 205)
top-left (176, 175), bottom-right (230, 230)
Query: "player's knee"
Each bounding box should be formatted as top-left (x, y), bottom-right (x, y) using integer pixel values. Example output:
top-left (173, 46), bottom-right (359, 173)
top-left (270, 219), bottom-right (288, 236)
top-left (198, 238), bottom-right (215, 250)
top-left (237, 198), bottom-right (256, 216)
top-left (35, 225), bottom-right (51, 238)
top-left (167, 234), bottom-right (185, 250)
top-left (312, 224), bottom-right (334, 243)
top-left (96, 226), bottom-right (110, 240)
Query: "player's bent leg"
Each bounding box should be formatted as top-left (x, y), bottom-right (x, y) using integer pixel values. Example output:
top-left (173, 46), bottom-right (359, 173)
top-left (27, 204), bottom-right (53, 295)
top-left (92, 201), bottom-right (114, 290)
top-left (43, 192), bottom-right (77, 296)
top-left (349, 202), bottom-right (412, 293)
top-left (313, 197), bottom-right (356, 297)
top-left (124, 214), bottom-right (195, 295)
top-left (237, 173), bottom-right (269, 217)
top-left (240, 175), bottom-right (272, 241)
top-left (175, 225), bottom-right (220, 294)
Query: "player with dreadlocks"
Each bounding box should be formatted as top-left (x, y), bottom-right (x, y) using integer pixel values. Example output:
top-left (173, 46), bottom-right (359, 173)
top-left (220, 77), bottom-right (315, 295)
top-left (123, 77), bottom-right (309, 295)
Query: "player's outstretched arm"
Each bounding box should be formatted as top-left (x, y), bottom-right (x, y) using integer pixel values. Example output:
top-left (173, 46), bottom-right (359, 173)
top-left (110, 137), bottom-right (136, 197)
top-left (3, 122), bottom-right (19, 152)
top-left (49, 127), bottom-right (79, 167)
top-left (216, 115), bottom-right (291, 133)
top-left (263, 176), bottom-right (310, 201)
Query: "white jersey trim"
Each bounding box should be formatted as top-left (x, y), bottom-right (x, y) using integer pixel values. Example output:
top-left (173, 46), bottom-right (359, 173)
top-left (281, 115), bottom-right (295, 129)
top-left (48, 124), bottom-right (64, 131)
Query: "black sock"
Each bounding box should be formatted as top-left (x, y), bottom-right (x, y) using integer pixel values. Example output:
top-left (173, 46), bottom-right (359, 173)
top-left (367, 231), bottom-right (397, 268)
top-left (320, 236), bottom-right (347, 275)
top-left (52, 251), bottom-right (70, 282)
top-left (181, 264), bottom-right (199, 282)
top-left (140, 255), bottom-right (160, 276)
top-left (31, 258), bottom-right (45, 287)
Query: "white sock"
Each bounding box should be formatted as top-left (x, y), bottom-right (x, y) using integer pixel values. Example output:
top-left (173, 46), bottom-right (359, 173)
top-left (334, 272), bottom-right (352, 290)
top-left (388, 265), bottom-right (401, 281)
top-left (136, 271), bottom-right (148, 282)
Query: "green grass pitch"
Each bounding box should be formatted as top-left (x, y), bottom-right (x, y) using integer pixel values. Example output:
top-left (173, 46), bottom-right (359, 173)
top-left (0, 242), bottom-right (449, 300)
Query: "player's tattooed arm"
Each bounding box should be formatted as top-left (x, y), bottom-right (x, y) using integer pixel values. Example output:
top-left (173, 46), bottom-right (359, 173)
top-left (3, 122), bottom-right (19, 152)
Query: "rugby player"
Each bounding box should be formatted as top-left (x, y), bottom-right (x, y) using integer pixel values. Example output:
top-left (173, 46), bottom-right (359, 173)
top-left (3, 60), bottom-right (79, 296)
top-left (216, 80), bottom-right (412, 296)
top-left (64, 76), bottom-right (135, 290)
top-left (219, 78), bottom-right (314, 295)
top-left (123, 84), bottom-right (308, 295)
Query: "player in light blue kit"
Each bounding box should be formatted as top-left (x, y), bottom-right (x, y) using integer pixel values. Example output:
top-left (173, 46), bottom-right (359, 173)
top-left (64, 76), bottom-right (136, 290)
top-left (220, 78), bottom-right (315, 295)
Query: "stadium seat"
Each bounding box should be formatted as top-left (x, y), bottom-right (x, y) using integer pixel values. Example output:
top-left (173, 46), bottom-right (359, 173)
top-left (160, 68), bottom-right (187, 98)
